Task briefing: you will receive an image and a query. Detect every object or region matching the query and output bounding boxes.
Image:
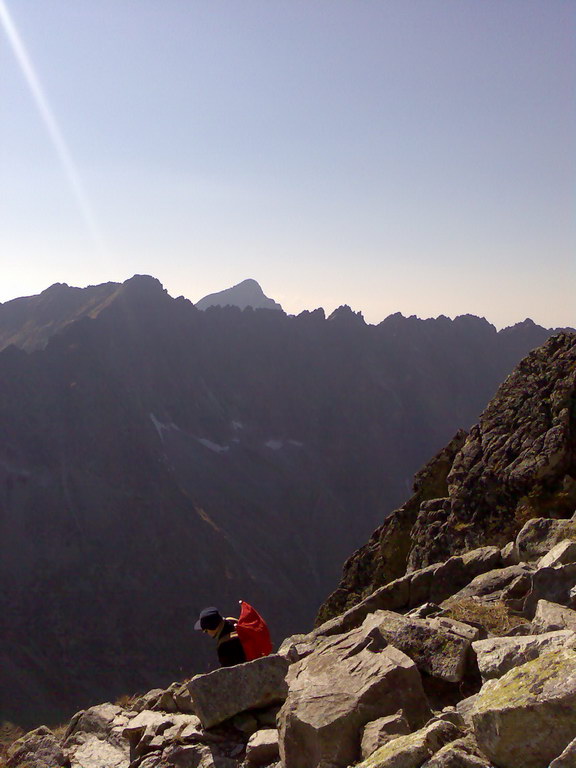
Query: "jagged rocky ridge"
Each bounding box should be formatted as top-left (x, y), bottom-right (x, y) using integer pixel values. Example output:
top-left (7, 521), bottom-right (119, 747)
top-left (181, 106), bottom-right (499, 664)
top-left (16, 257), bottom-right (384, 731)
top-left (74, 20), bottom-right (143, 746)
top-left (0, 276), bottom-right (567, 727)
top-left (4, 331), bottom-right (576, 768)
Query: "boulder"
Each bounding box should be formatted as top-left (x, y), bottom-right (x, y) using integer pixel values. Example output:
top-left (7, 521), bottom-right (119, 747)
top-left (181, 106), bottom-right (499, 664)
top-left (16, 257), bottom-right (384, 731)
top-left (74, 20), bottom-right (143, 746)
top-left (314, 575), bottom-right (411, 638)
top-left (6, 726), bottom-right (66, 768)
top-left (245, 729), bottom-right (280, 766)
top-left (187, 655), bottom-right (289, 729)
top-left (455, 695), bottom-right (479, 729)
top-left (278, 619), bottom-right (432, 768)
top-left (516, 517), bottom-right (576, 562)
top-left (500, 541), bottom-right (519, 567)
top-left (421, 735), bottom-right (493, 767)
top-left (471, 646), bottom-right (576, 768)
top-left (550, 737), bottom-right (576, 767)
top-left (524, 563), bottom-right (576, 616)
top-left (360, 711), bottom-right (411, 759)
top-left (65, 703), bottom-right (126, 742)
top-left (531, 599), bottom-right (576, 633)
top-left (355, 720), bottom-right (462, 768)
top-left (123, 711), bottom-right (203, 762)
top-left (407, 602), bottom-right (442, 619)
top-left (63, 703), bottom-right (132, 768)
top-left (472, 629), bottom-right (576, 681)
top-left (277, 633), bottom-right (319, 663)
top-left (68, 737), bottom-right (129, 768)
top-left (365, 610), bottom-right (478, 682)
top-left (538, 539), bottom-right (576, 569)
top-left (428, 548), bottom-right (502, 604)
top-left (441, 565), bottom-right (534, 607)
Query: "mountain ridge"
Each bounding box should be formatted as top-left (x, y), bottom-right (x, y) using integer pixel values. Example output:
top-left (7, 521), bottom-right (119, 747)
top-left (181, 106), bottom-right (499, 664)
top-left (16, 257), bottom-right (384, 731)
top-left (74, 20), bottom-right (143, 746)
top-left (0, 275), bottom-right (571, 727)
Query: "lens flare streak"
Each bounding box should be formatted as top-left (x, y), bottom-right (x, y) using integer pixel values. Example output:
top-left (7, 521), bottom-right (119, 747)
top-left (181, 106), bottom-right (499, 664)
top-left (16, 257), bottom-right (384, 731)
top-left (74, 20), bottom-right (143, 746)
top-left (0, 0), bottom-right (105, 253)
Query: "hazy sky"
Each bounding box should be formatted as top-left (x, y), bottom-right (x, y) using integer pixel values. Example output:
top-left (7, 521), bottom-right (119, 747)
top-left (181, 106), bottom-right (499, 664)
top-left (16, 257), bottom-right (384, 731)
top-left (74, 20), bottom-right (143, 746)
top-left (1, 1), bottom-right (574, 328)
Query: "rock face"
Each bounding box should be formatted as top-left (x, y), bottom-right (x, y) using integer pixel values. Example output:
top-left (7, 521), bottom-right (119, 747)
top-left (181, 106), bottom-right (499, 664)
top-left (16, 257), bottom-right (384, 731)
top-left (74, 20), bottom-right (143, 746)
top-left (195, 279), bottom-right (283, 312)
top-left (1, 277), bottom-right (559, 727)
top-left (471, 647), bottom-right (576, 768)
top-left (278, 618), bottom-right (431, 768)
top-left (318, 332), bottom-right (576, 623)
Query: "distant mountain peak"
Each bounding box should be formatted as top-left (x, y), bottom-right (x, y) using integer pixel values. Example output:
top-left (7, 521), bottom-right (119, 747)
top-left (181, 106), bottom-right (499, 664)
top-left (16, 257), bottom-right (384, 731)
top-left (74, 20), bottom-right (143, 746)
top-left (195, 279), bottom-right (282, 312)
top-left (327, 305), bottom-right (365, 325)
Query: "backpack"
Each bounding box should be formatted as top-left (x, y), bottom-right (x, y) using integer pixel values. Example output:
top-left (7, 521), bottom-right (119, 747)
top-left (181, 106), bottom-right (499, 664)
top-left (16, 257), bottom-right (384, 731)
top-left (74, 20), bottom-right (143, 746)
top-left (235, 600), bottom-right (273, 661)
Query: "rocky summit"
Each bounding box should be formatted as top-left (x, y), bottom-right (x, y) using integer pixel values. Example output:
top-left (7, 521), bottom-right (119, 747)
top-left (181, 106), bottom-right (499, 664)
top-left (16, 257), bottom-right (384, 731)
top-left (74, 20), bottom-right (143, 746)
top-left (0, 276), bottom-right (572, 731)
top-left (194, 279), bottom-right (283, 311)
top-left (2, 329), bottom-right (576, 768)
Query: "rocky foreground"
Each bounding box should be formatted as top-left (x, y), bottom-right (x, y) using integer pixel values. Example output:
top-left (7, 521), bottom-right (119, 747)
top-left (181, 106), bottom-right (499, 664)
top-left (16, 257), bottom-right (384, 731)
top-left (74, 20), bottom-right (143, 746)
top-left (4, 332), bottom-right (576, 768)
top-left (5, 516), bottom-right (576, 768)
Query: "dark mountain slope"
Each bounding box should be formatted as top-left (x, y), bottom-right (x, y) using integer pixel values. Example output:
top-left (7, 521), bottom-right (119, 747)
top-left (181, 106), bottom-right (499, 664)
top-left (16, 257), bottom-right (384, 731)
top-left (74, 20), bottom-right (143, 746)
top-left (0, 276), bottom-right (565, 726)
top-left (317, 331), bottom-right (576, 624)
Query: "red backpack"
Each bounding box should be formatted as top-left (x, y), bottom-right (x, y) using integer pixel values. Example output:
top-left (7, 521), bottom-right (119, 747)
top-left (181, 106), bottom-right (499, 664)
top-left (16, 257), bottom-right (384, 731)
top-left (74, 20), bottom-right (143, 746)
top-left (235, 600), bottom-right (273, 661)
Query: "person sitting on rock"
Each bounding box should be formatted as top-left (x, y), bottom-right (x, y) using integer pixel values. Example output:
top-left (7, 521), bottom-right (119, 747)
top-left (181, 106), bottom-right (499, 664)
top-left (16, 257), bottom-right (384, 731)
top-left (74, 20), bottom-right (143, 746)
top-left (194, 606), bottom-right (246, 667)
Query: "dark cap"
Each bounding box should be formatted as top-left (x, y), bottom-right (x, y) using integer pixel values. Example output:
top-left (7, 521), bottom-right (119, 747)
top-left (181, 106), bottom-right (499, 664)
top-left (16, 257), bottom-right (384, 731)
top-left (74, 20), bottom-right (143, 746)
top-left (194, 607), bottom-right (222, 631)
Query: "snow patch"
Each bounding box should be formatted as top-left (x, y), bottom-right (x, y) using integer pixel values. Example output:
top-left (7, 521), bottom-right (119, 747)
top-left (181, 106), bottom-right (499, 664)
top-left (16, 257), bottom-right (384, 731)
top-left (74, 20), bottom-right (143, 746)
top-left (196, 438), bottom-right (229, 454)
top-left (288, 440), bottom-right (304, 448)
top-left (150, 413), bottom-right (180, 441)
top-left (265, 440), bottom-right (284, 450)
top-left (231, 421), bottom-right (244, 430)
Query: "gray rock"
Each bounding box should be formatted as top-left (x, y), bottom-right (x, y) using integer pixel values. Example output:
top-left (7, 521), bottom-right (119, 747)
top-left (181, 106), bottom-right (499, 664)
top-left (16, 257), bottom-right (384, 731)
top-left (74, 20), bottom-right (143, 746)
top-left (123, 711), bottom-right (203, 761)
top-left (421, 735), bottom-right (493, 767)
top-left (429, 548), bottom-right (502, 604)
top-left (65, 703), bottom-right (125, 742)
top-left (429, 710), bottom-right (466, 728)
top-left (500, 541), bottom-right (519, 567)
top-left (133, 689), bottom-right (165, 712)
top-left (408, 564), bottom-right (440, 607)
top-left (516, 517), bottom-right (576, 562)
top-left (277, 633), bottom-right (318, 663)
top-left (68, 736), bottom-right (129, 768)
top-left (407, 602), bottom-right (442, 619)
top-left (538, 539), bottom-right (576, 569)
top-left (355, 720), bottom-right (463, 768)
top-left (455, 695), bottom-right (479, 729)
top-left (367, 610), bottom-right (478, 682)
top-left (471, 646), bottom-right (576, 768)
top-left (314, 575), bottom-right (411, 638)
top-left (278, 619), bottom-right (431, 768)
top-left (360, 711), bottom-right (411, 759)
top-left (441, 565), bottom-right (534, 607)
top-left (6, 726), bottom-right (66, 768)
top-left (524, 563), bottom-right (576, 616)
top-left (188, 655), bottom-right (289, 729)
top-left (531, 599), bottom-right (576, 633)
top-left (245, 729), bottom-right (280, 766)
top-left (472, 629), bottom-right (576, 681)
top-left (550, 737), bottom-right (576, 767)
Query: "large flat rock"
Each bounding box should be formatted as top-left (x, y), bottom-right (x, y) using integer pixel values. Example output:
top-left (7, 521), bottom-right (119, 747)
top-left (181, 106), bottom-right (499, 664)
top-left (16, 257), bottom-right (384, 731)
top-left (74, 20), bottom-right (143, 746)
top-left (278, 619), bottom-right (432, 768)
top-left (531, 599), bottom-right (576, 633)
top-left (516, 518), bottom-right (576, 562)
top-left (471, 647), bottom-right (576, 768)
top-left (472, 630), bottom-right (575, 682)
top-left (364, 610), bottom-right (478, 682)
top-left (356, 720), bottom-right (462, 768)
top-left (187, 655), bottom-right (289, 729)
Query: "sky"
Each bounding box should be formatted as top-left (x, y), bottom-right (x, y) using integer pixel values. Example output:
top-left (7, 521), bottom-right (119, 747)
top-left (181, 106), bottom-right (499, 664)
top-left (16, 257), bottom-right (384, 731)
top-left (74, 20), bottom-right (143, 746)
top-left (0, 0), bottom-right (574, 329)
